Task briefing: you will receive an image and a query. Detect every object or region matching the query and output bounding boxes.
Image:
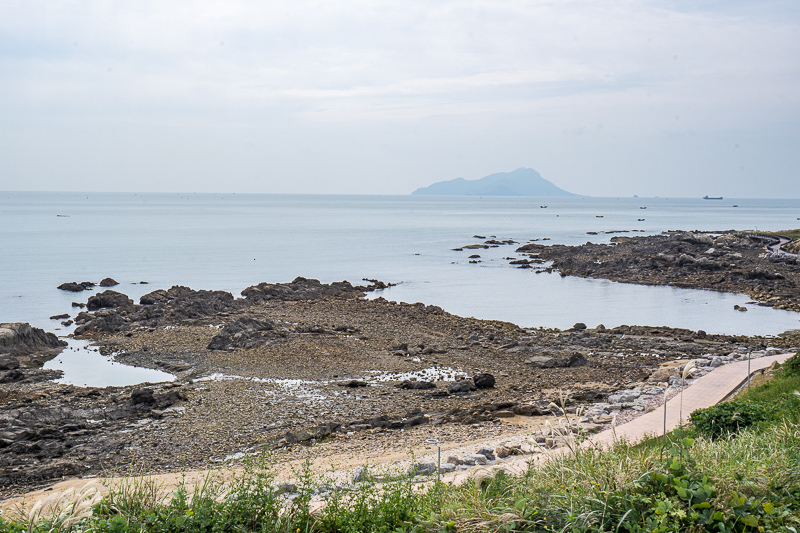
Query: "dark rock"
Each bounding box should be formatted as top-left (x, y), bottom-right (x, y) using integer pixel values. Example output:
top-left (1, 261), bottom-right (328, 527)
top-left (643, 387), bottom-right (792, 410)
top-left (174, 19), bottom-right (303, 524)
top-left (71, 302), bottom-right (86, 308)
top-left (0, 369), bottom-right (24, 383)
top-left (50, 314), bottom-right (70, 320)
top-left (242, 277), bottom-right (377, 302)
top-left (140, 289), bottom-right (168, 305)
top-left (447, 379), bottom-right (477, 393)
top-left (207, 318), bottom-right (283, 351)
top-left (86, 290), bottom-right (133, 310)
top-left (57, 281), bottom-right (94, 292)
top-left (0, 323), bottom-right (67, 357)
top-left (397, 380), bottom-right (436, 390)
top-left (0, 356), bottom-right (21, 370)
top-left (130, 389), bottom-right (155, 405)
top-left (99, 278), bottom-right (119, 287)
top-left (473, 373), bottom-right (496, 389)
top-left (572, 322), bottom-right (587, 330)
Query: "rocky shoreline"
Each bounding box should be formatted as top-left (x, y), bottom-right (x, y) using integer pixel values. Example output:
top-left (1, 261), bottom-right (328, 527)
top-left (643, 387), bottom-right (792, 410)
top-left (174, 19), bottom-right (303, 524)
top-left (505, 230), bottom-right (800, 311)
top-left (1, 275), bottom-right (799, 499)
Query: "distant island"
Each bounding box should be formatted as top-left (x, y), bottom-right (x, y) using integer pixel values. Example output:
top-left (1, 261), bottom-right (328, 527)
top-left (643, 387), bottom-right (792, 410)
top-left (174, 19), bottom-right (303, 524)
top-left (412, 167), bottom-right (578, 196)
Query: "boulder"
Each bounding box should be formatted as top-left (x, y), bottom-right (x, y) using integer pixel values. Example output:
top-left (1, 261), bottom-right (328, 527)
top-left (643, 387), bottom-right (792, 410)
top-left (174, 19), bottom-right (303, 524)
top-left (86, 290), bottom-right (133, 310)
top-left (447, 379), bottom-right (477, 393)
top-left (476, 447), bottom-right (496, 461)
top-left (99, 277), bottom-right (119, 287)
top-left (461, 454), bottom-right (488, 466)
top-left (408, 462), bottom-right (437, 476)
top-left (57, 281), bottom-right (94, 292)
top-left (0, 323), bottom-right (66, 357)
top-left (131, 389), bottom-right (155, 405)
top-left (473, 373), bottom-right (496, 389)
top-left (140, 289), bottom-right (168, 305)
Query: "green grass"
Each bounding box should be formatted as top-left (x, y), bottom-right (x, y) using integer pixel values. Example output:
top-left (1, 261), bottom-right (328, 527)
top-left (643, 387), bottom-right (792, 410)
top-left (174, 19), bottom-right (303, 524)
top-left (764, 229), bottom-right (800, 241)
top-left (3, 352), bottom-right (800, 532)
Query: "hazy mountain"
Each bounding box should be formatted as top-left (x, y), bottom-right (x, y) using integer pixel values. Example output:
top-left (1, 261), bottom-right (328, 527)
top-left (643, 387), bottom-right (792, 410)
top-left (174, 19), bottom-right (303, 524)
top-left (411, 168), bottom-right (578, 196)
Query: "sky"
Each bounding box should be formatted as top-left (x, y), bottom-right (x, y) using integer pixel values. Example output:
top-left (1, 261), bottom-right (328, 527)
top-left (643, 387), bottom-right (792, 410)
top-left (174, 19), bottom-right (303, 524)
top-left (1, 0), bottom-right (799, 197)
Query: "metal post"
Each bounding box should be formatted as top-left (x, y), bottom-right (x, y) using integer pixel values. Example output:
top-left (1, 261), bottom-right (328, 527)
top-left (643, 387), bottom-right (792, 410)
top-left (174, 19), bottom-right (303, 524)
top-left (426, 438), bottom-right (441, 483)
top-left (747, 351), bottom-right (751, 390)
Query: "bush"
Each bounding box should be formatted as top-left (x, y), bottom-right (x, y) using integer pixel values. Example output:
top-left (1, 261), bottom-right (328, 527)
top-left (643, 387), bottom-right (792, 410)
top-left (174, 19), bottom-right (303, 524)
top-left (690, 400), bottom-right (769, 439)
top-left (783, 349), bottom-right (800, 376)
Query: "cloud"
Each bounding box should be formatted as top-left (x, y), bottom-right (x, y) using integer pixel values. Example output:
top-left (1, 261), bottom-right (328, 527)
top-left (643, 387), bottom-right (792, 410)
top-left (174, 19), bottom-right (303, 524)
top-left (0, 0), bottom-right (798, 195)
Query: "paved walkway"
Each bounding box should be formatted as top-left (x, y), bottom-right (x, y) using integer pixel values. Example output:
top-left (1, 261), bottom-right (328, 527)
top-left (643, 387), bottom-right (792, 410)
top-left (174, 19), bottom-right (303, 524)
top-left (445, 352), bottom-right (794, 484)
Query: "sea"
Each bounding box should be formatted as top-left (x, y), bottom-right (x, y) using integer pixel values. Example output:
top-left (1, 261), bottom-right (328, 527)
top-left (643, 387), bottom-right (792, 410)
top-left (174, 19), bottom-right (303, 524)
top-left (2, 192), bottom-right (799, 386)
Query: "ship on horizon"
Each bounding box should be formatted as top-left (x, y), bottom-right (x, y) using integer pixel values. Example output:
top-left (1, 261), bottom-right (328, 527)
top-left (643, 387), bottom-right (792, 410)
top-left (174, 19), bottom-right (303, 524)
top-left (703, 195), bottom-right (723, 200)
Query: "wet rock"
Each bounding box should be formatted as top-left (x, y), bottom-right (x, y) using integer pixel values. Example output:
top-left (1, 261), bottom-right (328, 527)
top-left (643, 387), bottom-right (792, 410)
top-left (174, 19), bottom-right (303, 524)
top-left (87, 290), bottom-right (134, 310)
top-left (242, 277), bottom-right (374, 302)
top-left (50, 314), bottom-right (70, 320)
top-left (473, 373), bottom-right (496, 389)
top-left (57, 282), bottom-right (94, 292)
top-left (99, 278), bottom-right (119, 287)
top-left (0, 323), bottom-right (66, 358)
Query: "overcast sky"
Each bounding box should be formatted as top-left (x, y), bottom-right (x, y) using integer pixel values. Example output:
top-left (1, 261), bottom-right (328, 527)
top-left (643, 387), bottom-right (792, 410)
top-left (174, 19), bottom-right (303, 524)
top-left (1, 0), bottom-right (798, 197)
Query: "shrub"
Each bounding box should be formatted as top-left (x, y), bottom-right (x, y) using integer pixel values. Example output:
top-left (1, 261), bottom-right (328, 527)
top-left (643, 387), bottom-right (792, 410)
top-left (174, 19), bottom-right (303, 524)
top-left (783, 349), bottom-right (800, 376)
top-left (690, 400), bottom-right (769, 439)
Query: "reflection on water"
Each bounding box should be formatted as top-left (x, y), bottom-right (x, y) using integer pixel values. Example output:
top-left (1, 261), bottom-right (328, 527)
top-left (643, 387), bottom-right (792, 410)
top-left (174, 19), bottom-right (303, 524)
top-left (44, 339), bottom-right (174, 387)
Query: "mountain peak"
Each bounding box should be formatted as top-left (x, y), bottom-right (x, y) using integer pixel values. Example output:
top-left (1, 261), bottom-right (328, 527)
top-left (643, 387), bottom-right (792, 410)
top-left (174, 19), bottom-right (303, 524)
top-left (412, 168), bottom-right (577, 197)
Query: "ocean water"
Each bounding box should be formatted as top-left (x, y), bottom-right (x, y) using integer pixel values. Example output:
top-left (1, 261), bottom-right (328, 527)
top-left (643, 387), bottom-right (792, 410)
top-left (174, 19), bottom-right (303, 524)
top-left (2, 192), bottom-right (800, 341)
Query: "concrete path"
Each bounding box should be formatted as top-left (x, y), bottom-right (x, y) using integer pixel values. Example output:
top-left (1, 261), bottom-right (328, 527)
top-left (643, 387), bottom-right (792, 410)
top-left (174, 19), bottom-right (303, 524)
top-left (445, 352), bottom-right (794, 484)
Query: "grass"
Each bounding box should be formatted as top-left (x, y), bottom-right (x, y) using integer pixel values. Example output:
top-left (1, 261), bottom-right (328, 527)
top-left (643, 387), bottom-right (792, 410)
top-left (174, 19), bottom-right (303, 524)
top-left (3, 352), bottom-right (799, 532)
top-left (763, 229), bottom-right (800, 241)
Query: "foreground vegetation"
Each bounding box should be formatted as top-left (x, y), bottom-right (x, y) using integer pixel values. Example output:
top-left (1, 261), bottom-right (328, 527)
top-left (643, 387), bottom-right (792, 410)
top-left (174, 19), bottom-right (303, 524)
top-left (4, 352), bottom-right (799, 532)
